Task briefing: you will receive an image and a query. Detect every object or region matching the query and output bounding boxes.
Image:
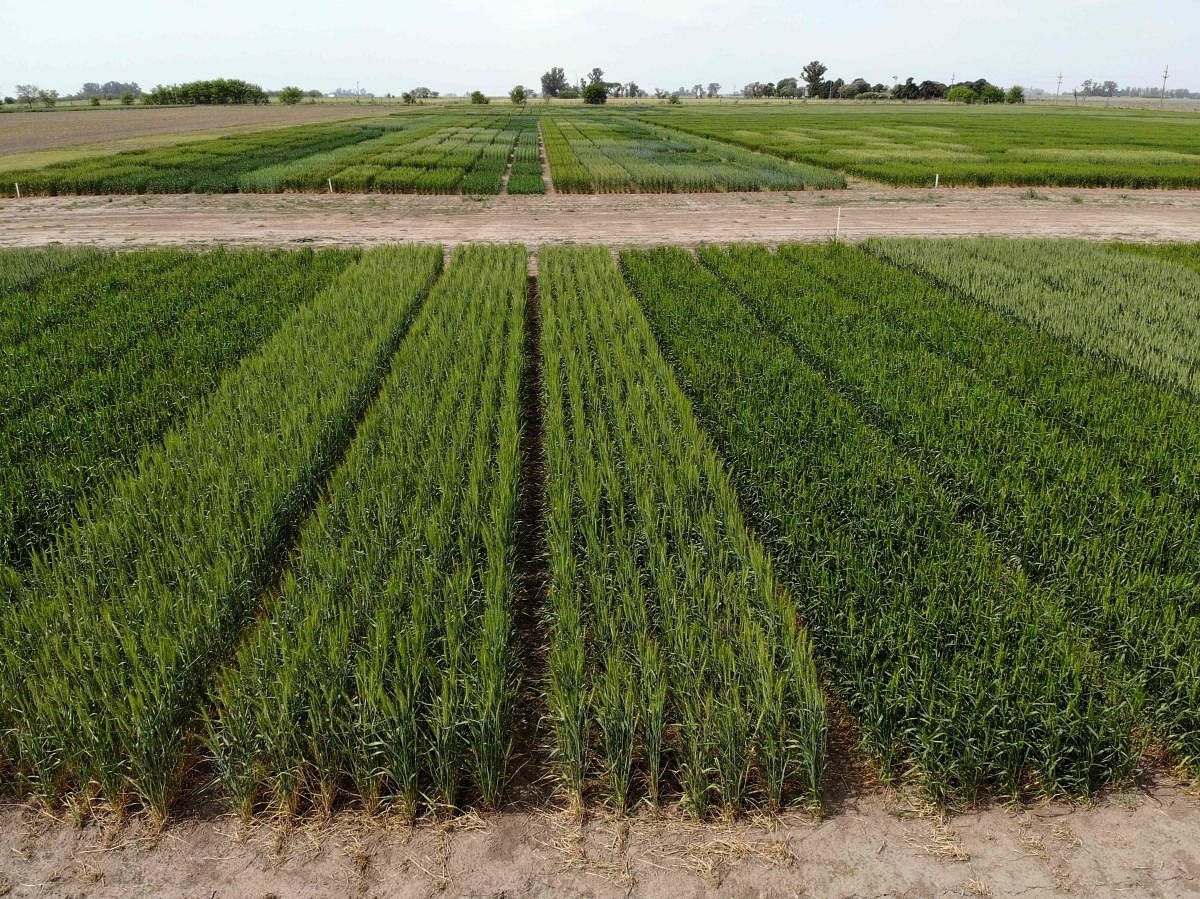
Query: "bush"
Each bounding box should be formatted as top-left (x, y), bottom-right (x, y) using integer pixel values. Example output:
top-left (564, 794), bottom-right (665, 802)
top-left (120, 91), bottom-right (134, 105)
top-left (946, 86), bottom-right (977, 104)
top-left (90, 96), bottom-right (101, 106)
top-left (470, 90), bottom-right (490, 104)
top-left (980, 84), bottom-right (1006, 104)
top-left (278, 86), bottom-right (304, 105)
top-left (1006, 85), bottom-right (1026, 104)
top-left (855, 91), bottom-right (891, 100)
top-left (559, 87), bottom-right (580, 99)
top-left (509, 85), bottom-right (527, 105)
top-left (583, 83), bottom-right (607, 105)
top-left (666, 94), bottom-right (681, 105)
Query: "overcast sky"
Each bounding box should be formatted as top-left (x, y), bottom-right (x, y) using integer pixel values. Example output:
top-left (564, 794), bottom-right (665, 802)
top-left (2, 0), bottom-right (1193, 96)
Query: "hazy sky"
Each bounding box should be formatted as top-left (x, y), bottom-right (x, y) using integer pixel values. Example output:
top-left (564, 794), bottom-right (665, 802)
top-left (3, 0), bottom-right (1194, 96)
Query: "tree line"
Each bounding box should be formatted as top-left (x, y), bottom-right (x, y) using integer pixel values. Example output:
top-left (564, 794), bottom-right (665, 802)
top-left (742, 63), bottom-right (1023, 103)
top-left (142, 79), bottom-right (268, 105)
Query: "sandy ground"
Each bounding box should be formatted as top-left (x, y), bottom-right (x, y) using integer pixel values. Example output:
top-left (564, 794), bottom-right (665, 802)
top-left (1, 776), bottom-right (1197, 897)
top-left (1, 187), bottom-right (1197, 248)
top-left (0, 106), bottom-right (400, 158)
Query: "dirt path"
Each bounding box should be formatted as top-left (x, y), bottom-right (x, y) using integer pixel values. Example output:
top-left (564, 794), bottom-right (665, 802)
top-left (1, 187), bottom-right (1197, 249)
top-left (1, 776), bottom-right (1197, 897)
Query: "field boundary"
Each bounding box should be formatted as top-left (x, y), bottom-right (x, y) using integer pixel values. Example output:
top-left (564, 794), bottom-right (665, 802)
top-left (3, 189), bottom-right (1198, 248)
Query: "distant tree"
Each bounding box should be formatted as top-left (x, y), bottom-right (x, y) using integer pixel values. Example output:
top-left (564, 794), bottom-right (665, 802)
top-left (401, 91), bottom-right (415, 104)
top-left (3, 97), bottom-right (15, 105)
top-left (625, 81), bottom-right (644, 98)
top-left (509, 85), bottom-right (528, 105)
top-left (776, 77), bottom-right (799, 98)
top-left (16, 84), bottom-right (40, 107)
top-left (586, 67), bottom-right (605, 86)
top-left (801, 60), bottom-right (827, 97)
top-left (582, 82), bottom-right (607, 104)
top-left (1005, 85), bottom-right (1025, 104)
top-left (917, 80), bottom-right (947, 100)
top-left (559, 86), bottom-right (580, 99)
top-left (946, 85), bottom-right (977, 103)
top-left (89, 95), bottom-right (101, 106)
top-left (667, 94), bottom-right (681, 105)
top-left (541, 67), bottom-right (568, 97)
top-left (979, 83), bottom-right (1005, 104)
top-left (892, 77), bottom-right (920, 100)
top-left (707, 82), bottom-right (720, 98)
top-left (278, 86), bottom-right (304, 105)
top-left (39, 89), bottom-right (58, 108)
top-left (470, 90), bottom-right (490, 104)
top-left (120, 91), bottom-right (135, 105)
top-left (79, 80), bottom-right (140, 99)
top-left (412, 87), bottom-right (437, 99)
top-left (840, 77), bottom-right (871, 99)
top-left (307, 89), bottom-right (323, 98)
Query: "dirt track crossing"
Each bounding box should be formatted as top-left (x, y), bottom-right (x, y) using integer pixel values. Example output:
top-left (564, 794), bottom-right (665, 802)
top-left (1, 187), bottom-right (1198, 248)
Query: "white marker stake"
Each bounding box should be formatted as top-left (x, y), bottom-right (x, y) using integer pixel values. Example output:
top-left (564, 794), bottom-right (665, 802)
top-left (835, 206), bottom-right (842, 241)
top-left (935, 173), bottom-right (940, 188)
top-left (14, 183), bottom-right (19, 198)
top-left (328, 178), bottom-right (334, 194)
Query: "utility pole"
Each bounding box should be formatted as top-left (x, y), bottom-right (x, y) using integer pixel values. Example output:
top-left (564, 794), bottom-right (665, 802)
top-left (1056, 72), bottom-right (1064, 99)
top-left (1161, 65), bottom-right (1169, 106)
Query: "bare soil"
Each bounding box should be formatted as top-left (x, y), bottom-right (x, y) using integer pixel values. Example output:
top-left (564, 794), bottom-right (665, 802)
top-left (1, 187), bottom-right (1197, 249)
top-left (0, 105), bottom-right (393, 159)
top-left (1, 775), bottom-right (1197, 897)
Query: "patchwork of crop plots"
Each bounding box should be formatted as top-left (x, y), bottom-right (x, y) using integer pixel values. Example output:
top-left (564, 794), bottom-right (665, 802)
top-left (1, 239), bottom-right (1198, 822)
top-left (541, 113), bottom-right (842, 192)
top-left (4, 105), bottom-right (1197, 192)
top-left (0, 114), bottom-right (541, 196)
top-left (636, 104), bottom-right (1200, 187)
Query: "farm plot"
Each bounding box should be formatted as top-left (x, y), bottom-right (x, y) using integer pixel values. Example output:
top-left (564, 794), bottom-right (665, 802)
top-left (209, 245), bottom-right (525, 819)
top-left (0, 114), bottom-right (539, 196)
top-left (0, 246), bottom-right (442, 814)
top-left (623, 247), bottom-right (1138, 800)
top-left (0, 245), bottom-right (103, 293)
top-left (540, 247), bottom-right (824, 814)
top-left (640, 105), bottom-right (1200, 187)
top-left (869, 238), bottom-right (1200, 395)
top-left (1112, 241), bottom-right (1200, 277)
top-left (316, 116), bottom-right (536, 194)
top-left (0, 121), bottom-right (396, 195)
top-left (505, 120), bottom-right (545, 194)
top-left (541, 113), bottom-right (841, 192)
top-left (685, 241), bottom-right (1200, 781)
top-left (1, 238), bottom-right (1198, 824)
top-left (0, 247), bottom-right (355, 570)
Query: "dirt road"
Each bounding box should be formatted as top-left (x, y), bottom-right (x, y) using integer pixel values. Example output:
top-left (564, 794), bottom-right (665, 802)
top-left (1, 187), bottom-right (1197, 249)
top-left (2, 776), bottom-right (1198, 897)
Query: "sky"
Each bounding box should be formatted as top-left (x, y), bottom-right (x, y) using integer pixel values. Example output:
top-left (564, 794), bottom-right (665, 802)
top-left (2, 0), bottom-right (1194, 97)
